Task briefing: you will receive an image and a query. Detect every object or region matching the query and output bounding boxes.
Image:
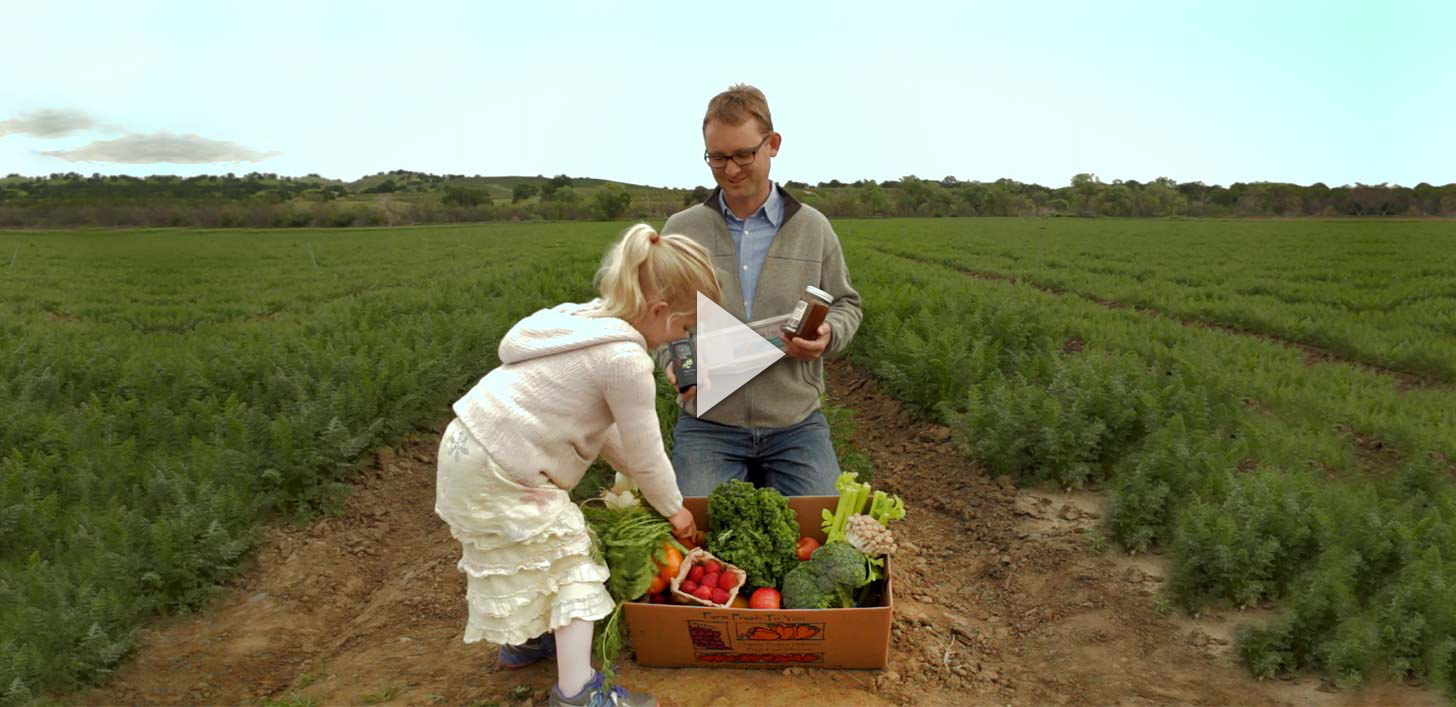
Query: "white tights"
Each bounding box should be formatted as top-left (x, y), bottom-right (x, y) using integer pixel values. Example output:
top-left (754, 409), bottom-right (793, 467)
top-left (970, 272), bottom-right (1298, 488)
top-left (554, 618), bottom-right (594, 698)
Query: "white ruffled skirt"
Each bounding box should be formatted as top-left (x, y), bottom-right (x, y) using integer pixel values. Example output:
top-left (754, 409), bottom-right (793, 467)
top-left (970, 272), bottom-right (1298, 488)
top-left (434, 417), bottom-right (613, 646)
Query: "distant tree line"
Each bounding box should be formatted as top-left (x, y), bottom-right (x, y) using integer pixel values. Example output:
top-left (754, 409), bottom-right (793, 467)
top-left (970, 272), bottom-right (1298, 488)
top-left (1, 170), bottom-right (1451, 228)
top-left (793, 174), bottom-right (1456, 219)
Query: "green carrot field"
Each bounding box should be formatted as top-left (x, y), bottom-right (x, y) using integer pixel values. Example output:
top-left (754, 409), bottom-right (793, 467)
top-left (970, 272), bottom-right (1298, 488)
top-left (2, 219), bottom-right (1454, 703)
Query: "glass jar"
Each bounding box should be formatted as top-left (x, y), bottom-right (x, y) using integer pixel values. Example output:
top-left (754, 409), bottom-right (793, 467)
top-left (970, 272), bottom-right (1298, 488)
top-left (783, 285), bottom-right (833, 340)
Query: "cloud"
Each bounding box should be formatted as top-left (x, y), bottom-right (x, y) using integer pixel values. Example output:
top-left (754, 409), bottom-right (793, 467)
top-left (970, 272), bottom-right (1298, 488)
top-left (0, 109), bottom-right (102, 138)
top-left (40, 132), bottom-right (281, 164)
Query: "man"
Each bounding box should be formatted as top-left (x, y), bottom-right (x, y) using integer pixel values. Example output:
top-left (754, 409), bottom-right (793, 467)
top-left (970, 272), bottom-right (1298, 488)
top-left (657, 83), bottom-right (862, 497)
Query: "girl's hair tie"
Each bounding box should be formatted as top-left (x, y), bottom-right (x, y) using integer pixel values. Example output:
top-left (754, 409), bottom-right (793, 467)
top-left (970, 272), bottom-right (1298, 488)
top-left (649, 232), bottom-right (660, 244)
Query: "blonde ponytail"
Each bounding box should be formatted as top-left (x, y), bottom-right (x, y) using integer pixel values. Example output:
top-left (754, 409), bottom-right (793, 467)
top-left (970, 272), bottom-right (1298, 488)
top-left (592, 223), bottom-right (722, 329)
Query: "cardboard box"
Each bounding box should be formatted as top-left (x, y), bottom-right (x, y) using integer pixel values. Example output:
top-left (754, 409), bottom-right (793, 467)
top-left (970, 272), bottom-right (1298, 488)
top-left (623, 495), bottom-right (893, 670)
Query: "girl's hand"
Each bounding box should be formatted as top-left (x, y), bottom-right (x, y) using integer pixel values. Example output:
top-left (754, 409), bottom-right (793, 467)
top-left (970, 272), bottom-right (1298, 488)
top-left (666, 362), bottom-right (701, 402)
top-left (668, 507), bottom-right (697, 543)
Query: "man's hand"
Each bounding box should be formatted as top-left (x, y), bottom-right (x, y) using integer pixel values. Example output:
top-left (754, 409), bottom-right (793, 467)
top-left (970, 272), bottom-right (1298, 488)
top-left (785, 323), bottom-right (832, 361)
top-left (668, 507), bottom-right (697, 544)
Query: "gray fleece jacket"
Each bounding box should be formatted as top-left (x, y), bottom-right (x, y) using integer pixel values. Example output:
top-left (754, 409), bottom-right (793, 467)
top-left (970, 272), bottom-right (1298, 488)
top-left (655, 185), bottom-right (862, 429)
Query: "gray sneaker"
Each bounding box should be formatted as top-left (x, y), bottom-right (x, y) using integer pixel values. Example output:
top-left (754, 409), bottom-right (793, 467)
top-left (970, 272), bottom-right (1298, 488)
top-left (548, 671), bottom-right (657, 707)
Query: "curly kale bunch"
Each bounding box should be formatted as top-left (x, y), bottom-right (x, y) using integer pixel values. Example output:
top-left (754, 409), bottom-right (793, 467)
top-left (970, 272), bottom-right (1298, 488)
top-left (705, 480), bottom-right (801, 590)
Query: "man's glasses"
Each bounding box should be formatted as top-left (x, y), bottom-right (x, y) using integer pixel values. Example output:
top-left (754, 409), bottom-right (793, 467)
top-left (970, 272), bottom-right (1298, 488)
top-left (704, 133), bottom-right (772, 169)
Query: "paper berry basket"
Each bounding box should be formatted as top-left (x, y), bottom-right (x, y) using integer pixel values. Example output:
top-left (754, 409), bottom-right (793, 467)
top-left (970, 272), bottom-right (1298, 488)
top-left (668, 547), bottom-right (747, 608)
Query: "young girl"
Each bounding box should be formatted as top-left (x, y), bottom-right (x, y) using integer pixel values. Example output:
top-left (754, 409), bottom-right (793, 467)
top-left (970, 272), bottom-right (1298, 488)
top-left (435, 223), bottom-right (720, 707)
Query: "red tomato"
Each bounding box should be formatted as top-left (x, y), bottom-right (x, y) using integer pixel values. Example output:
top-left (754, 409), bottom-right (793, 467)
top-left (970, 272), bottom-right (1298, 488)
top-left (749, 588), bottom-right (781, 610)
top-left (796, 536), bottom-right (821, 562)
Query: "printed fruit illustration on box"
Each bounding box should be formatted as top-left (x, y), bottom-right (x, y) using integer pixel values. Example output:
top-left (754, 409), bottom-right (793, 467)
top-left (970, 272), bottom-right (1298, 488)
top-left (738, 623), bottom-right (823, 641)
top-left (687, 621), bottom-right (729, 650)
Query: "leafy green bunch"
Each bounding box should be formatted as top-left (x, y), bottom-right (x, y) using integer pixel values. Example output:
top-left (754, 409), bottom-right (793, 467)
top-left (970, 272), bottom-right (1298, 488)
top-left (582, 499), bottom-right (672, 604)
top-left (580, 494), bottom-right (674, 685)
top-left (705, 481), bottom-right (800, 591)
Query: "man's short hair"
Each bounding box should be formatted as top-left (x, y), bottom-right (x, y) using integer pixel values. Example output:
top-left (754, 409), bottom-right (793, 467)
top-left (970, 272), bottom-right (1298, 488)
top-left (703, 83), bottom-right (774, 134)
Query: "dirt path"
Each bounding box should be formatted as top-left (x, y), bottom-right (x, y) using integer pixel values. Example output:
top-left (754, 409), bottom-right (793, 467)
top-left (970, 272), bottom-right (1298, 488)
top-left (61, 362), bottom-right (1440, 707)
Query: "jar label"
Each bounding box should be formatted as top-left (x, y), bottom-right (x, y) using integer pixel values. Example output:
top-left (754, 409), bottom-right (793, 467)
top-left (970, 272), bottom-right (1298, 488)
top-left (786, 300), bottom-right (808, 330)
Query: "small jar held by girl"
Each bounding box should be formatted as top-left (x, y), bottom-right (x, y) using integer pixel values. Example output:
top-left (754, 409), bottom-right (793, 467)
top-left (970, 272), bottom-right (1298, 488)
top-left (434, 223), bottom-right (721, 707)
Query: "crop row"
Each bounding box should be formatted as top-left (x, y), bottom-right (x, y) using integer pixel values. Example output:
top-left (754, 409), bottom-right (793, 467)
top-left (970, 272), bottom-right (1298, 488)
top-left (862, 219), bottom-right (1456, 382)
top-left (0, 226), bottom-right (609, 706)
top-left (839, 242), bottom-right (1456, 696)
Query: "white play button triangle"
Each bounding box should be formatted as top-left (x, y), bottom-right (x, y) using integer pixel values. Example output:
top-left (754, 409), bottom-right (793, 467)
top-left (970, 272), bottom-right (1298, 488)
top-left (694, 291), bottom-right (785, 414)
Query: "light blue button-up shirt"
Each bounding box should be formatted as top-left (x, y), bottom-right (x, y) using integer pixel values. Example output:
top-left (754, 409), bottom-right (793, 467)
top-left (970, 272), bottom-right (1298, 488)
top-left (718, 183), bottom-right (784, 320)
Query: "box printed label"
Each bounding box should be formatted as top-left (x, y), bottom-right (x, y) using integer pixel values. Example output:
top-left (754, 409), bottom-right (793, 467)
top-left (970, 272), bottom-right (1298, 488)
top-left (735, 622), bottom-right (824, 641)
top-left (685, 610), bottom-right (830, 661)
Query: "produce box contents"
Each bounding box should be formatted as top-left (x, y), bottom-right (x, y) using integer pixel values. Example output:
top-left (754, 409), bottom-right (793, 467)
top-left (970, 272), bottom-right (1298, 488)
top-left (783, 471), bottom-right (904, 609)
top-left (704, 480), bottom-right (802, 591)
top-left (619, 473), bottom-right (907, 670)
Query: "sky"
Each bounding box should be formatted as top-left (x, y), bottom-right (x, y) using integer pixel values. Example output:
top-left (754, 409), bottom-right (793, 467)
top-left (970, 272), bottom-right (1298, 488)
top-left (2, 0), bottom-right (1452, 189)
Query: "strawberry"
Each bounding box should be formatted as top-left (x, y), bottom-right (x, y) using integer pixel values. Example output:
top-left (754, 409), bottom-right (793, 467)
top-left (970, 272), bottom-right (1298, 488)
top-left (704, 560), bottom-right (722, 575)
top-left (718, 572), bottom-right (737, 591)
top-left (701, 573), bottom-right (720, 590)
top-left (712, 588), bottom-right (729, 605)
top-left (693, 585), bottom-right (713, 601)
top-left (688, 565), bottom-right (705, 583)
top-left (682, 580), bottom-right (698, 593)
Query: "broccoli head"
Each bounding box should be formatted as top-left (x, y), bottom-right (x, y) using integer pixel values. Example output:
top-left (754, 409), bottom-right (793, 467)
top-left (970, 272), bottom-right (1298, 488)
top-left (781, 541), bottom-right (873, 609)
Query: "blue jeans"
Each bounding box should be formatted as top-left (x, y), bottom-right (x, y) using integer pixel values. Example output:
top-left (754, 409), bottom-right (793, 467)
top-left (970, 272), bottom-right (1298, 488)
top-left (670, 409), bottom-right (842, 497)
